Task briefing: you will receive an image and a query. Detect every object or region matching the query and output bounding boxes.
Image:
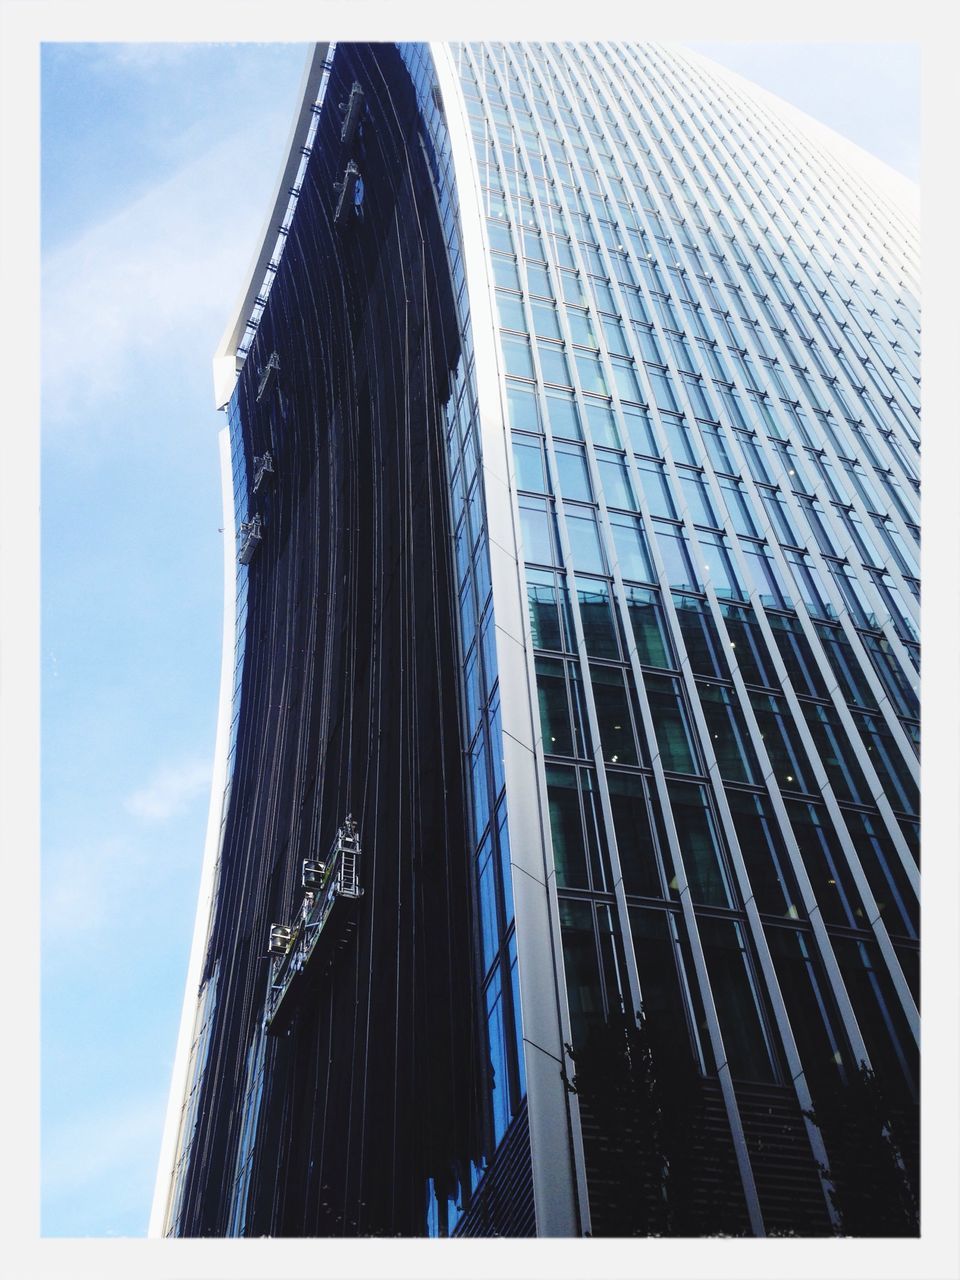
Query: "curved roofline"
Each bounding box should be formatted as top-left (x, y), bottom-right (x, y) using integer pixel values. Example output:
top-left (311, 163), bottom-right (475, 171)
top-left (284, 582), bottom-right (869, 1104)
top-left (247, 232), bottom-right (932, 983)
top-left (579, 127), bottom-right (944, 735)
top-left (213, 42), bottom-right (330, 410)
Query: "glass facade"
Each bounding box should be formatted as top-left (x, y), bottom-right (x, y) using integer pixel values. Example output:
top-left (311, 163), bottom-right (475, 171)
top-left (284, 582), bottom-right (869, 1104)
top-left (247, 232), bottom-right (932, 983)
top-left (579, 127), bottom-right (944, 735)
top-left (450, 39), bottom-right (918, 1237)
top-left (158, 40), bottom-right (919, 1241)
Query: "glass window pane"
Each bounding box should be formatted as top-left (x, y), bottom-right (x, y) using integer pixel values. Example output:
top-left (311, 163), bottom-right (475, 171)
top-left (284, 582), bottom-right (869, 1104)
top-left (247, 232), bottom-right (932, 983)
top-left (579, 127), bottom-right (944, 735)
top-left (531, 300), bottom-right (561, 339)
top-left (720, 602), bottom-right (775, 687)
top-left (565, 506), bottom-right (606, 573)
top-left (655, 525), bottom-right (700, 591)
top-left (608, 772), bottom-right (663, 898)
top-left (526, 568), bottom-right (572, 652)
top-left (506, 381), bottom-right (541, 433)
top-left (567, 309), bottom-right (598, 348)
top-left (698, 682), bottom-right (760, 783)
top-left (697, 917), bottom-right (776, 1083)
top-left (644, 674), bottom-right (698, 774)
top-left (546, 389), bottom-right (583, 439)
top-left (559, 899), bottom-right (603, 1046)
top-left (501, 333), bottom-right (534, 378)
top-left (511, 433), bottom-right (548, 492)
top-left (626, 585), bottom-right (673, 668)
top-left (786, 800), bottom-right (868, 929)
top-left (765, 925), bottom-right (851, 1092)
top-left (596, 452), bottom-right (636, 509)
top-left (518, 496), bottom-right (559, 566)
top-left (576, 351), bottom-right (609, 395)
top-left (497, 291), bottom-right (527, 331)
top-left (610, 512), bottom-right (654, 582)
top-left (554, 442), bottom-right (593, 501)
top-left (536, 656), bottom-right (573, 756)
top-left (540, 342), bottom-right (572, 386)
top-left (637, 461), bottom-right (677, 518)
top-left (800, 702), bottom-right (872, 805)
top-left (623, 404), bottom-right (658, 456)
top-left (726, 789), bottom-right (802, 918)
top-left (681, 471), bottom-right (718, 526)
top-left (845, 810), bottom-right (918, 939)
top-left (768, 614), bottom-right (830, 700)
top-left (629, 907), bottom-right (700, 1070)
top-left (546, 764), bottom-right (589, 889)
top-left (590, 664), bottom-right (640, 766)
top-left (576, 576), bottom-right (620, 659)
top-left (673, 594), bottom-right (729, 678)
top-left (485, 970), bottom-right (513, 1141)
top-left (668, 782), bottom-right (732, 907)
top-left (584, 398), bottom-right (620, 447)
top-left (697, 531), bottom-right (744, 600)
top-left (492, 255), bottom-right (521, 289)
top-left (477, 834), bottom-right (499, 971)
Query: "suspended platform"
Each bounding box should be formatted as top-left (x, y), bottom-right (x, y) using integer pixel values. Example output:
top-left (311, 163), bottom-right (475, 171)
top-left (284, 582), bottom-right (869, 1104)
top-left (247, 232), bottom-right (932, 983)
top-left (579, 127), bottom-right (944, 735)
top-left (264, 817), bottom-right (363, 1035)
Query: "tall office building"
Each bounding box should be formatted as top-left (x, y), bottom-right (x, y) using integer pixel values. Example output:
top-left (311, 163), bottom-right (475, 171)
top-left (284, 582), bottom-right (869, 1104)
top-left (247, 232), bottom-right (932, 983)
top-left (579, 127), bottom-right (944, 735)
top-left (152, 42), bottom-right (920, 1239)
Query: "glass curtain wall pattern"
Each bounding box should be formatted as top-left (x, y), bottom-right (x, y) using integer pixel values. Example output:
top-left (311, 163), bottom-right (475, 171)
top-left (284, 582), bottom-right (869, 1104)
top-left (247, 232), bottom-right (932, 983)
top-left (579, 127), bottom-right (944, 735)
top-left (158, 39), bottom-right (920, 1241)
top-left (453, 40), bottom-right (918, 1237)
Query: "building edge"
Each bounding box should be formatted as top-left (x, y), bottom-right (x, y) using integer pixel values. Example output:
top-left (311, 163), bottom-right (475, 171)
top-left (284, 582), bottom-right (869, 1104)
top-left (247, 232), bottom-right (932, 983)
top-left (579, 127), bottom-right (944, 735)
top-left (148, 425), bottom-right (238, 1237)
top-left (212, 43), bottom-right (331, 411)
top-left (430, 42), bottom-right (585, 1236)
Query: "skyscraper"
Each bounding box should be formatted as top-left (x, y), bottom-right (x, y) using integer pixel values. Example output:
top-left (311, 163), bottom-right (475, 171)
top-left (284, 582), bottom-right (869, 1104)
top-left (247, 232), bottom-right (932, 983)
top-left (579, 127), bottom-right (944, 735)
top-left (152, 41), bottom-right (920, 1239)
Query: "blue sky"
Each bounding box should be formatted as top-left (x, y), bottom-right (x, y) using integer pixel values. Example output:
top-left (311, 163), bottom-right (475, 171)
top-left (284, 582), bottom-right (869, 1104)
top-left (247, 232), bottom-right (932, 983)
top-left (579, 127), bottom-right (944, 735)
top-left (39, 41), bottom-right (920, 1240)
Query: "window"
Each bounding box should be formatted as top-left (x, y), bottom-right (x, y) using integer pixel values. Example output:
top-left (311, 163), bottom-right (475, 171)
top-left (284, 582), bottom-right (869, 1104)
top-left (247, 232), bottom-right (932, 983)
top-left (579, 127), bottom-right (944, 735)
top-left (786, 800), bottom-right (866, 928)
top-left (626, 585), bottom-right (673, 668)
top-left (697, 531), bottom-right (743, 600)
top-left (672, 595), bottom-right (728, 678)
top-left (539, 342), bottom-right (572, 386)
top-left (546, 764), bottom-right (608, 890)
top-left (511, 432), bottom-right (548, 492)
top-left (610, 512), bottom-right (654, 583)
top-left (698, 682), bottom-right (760, 783)
top-left (668, 782), bottom-right (732, 907)
top-left (767, 613), bottom-right (829, 699)
top-left (506, 381), bottom-right (541, 433)
top-left (655, 525), bottom-right (700, 591)
top-left (584, 397), bottom-right (620, 447)
top-left (608, 772), bottom-right (665, 898)
top-left (749, 691), bottom-right (813, 791)
top-left (680, 470), bottom-right (718, 527)
top-left (576, 576), bottom-right (621, 658)
top-left (500, 333), bottom-right (535, 378)
top-left (590, 664), bottom-right (641, 765)
top-left (727, 789), bottom-right (802, 918)
top-left (637, 460), bottom-right (677, 518)
top-left (554, 442), bottom-right (592, 501)
top-left (801, 702), bottom-right (871, 805)
top-left (518, 495), bottom-right (560, 566)
top-left (565, 505), bottom-right (607, 574)
top-left (546, 389), bottom-right (583, 439)
top-left (526, 567), bottom-right (573, 652)
top-left (596, 452), bottom-right (636, 509)
top-left (536, 656), bottom-right (589, 757)
top-left (697, 917), bottom-right (777, 1082)
top-left (644, 674), bottom-right (698, 774)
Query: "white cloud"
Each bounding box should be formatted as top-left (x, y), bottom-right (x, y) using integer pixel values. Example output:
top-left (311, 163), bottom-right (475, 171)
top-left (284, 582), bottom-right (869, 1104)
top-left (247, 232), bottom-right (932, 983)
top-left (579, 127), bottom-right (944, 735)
top-left (42, 115), bottom-right (288, 428)
top-left (124, 755), bottom-right (211, 821)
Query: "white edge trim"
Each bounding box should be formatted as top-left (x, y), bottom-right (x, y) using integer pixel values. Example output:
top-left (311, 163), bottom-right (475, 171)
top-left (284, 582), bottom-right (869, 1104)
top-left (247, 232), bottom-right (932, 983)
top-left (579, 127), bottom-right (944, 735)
top-left (212, 42), bottom-right (330, 410)
top-left (148, 425), bottom-right (238, 1236)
